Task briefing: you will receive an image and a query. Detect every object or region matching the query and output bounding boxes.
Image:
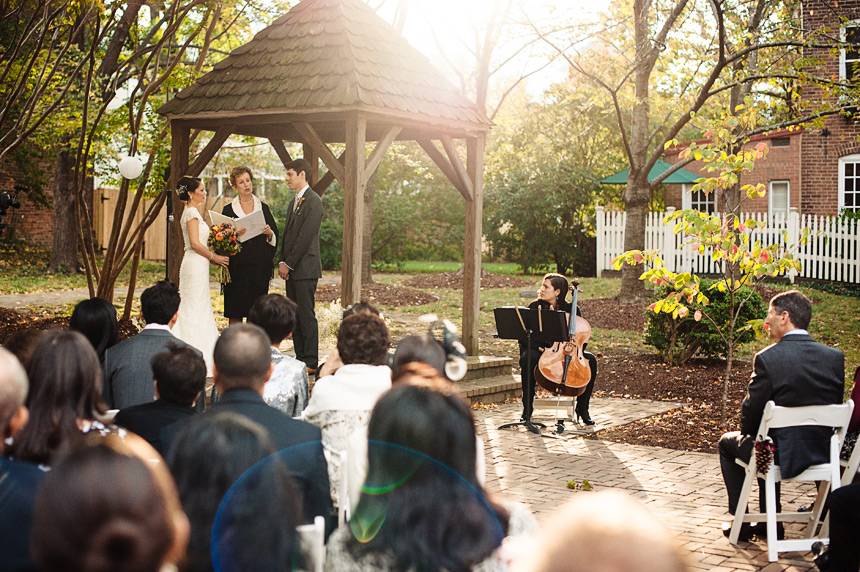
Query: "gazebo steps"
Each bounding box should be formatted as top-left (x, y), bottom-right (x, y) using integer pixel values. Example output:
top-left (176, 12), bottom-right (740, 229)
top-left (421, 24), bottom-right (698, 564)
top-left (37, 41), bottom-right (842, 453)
top-left (455, 356), bottom-right (519, 404)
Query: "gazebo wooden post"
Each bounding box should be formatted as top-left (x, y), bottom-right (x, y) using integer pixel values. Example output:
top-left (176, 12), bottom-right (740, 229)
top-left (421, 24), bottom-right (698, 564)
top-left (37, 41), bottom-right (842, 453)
top-left (167, 121), bottom-right (190, 285)
top-left (341, 116), bottom-right (366, 307)
top-left (463, 135), bottom-right (485, 355)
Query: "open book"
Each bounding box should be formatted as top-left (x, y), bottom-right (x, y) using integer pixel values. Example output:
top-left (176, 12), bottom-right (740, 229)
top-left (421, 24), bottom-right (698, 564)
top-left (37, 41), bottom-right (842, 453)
top-left (209, 209), bottom-right (265, 243)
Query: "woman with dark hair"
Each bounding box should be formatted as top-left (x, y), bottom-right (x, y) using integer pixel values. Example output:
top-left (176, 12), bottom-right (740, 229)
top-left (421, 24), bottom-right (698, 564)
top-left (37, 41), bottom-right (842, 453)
top-left (391, 334), bottom-right (447, 378)
top-left (70, 297), bottom-right (118, 363)
top-left (325, 376), bottom-right (536, 572)
top-left (519, 273), bottom-right (598, 425)
top-left (8, 330), bottom-right (115, 466)
top-left (222, 166), bottom-right (279, 325)
top-left (171, 176), bottom-right (228, 376)
top-left (167, 411), bottom-right (301, 572)
top-left (248, 293), bottom-right (308, 416)
top-left (31, 435), bottom-right (189, 572)
top-left (302, 312), bottom-right (392, 505)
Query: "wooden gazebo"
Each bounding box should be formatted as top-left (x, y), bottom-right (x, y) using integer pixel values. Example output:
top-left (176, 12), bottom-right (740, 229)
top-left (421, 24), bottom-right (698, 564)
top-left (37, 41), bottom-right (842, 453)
top-left (158, 0), bottom-right (490, 353)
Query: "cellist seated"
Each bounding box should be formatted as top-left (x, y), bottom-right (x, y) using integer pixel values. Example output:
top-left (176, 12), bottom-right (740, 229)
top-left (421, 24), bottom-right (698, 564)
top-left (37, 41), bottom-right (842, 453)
top-left (517, 273), bottom-right (598, 425)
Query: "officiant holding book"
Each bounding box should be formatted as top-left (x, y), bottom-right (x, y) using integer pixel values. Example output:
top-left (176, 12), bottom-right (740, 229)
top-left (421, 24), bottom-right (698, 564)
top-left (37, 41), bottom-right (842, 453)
top-left (221, 166), bottom-right (279, 325)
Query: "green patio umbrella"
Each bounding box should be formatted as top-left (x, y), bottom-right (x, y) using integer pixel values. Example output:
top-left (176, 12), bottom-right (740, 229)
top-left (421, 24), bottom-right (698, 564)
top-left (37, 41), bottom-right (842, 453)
top-left (600, 159), bottom-right (699, 184)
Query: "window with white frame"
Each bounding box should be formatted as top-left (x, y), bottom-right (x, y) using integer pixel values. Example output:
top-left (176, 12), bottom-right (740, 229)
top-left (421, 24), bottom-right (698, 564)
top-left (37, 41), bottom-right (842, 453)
top-left (840, 154), bottom-right (860, 213)
top-left (842, 23), bottom-right (860, 82)
top-left (681, 183), bottom-right (716, 213)
top-left (769, 180), bottom-right (790, 220)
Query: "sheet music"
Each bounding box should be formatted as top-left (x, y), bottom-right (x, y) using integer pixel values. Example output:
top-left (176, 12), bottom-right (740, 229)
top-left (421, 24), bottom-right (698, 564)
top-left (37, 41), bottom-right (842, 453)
top-left (209, 210), bottom-right (265, 242)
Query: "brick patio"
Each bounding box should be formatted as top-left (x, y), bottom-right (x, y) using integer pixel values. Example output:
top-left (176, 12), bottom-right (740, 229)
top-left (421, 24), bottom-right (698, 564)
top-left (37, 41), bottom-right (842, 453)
top-left (475, 399), bottom-right (821, 571)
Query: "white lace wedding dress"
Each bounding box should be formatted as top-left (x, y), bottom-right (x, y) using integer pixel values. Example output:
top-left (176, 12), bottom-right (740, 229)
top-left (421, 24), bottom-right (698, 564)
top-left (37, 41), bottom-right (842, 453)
top-left (171, 207), bottom-right (219, 376)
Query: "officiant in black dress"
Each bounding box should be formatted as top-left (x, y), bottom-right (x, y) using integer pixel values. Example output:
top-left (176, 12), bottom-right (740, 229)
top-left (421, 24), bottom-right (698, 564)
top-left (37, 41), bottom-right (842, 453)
top-left (222, 166), bottom-right (279, 324)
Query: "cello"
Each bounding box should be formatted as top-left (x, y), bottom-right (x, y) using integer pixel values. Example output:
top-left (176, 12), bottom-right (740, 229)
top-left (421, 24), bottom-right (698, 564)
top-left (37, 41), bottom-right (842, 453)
top-left (534, 279), bottom-right (592, 397)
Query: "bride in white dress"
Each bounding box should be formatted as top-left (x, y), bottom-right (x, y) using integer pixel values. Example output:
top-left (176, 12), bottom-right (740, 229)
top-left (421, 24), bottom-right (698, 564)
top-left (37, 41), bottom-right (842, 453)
top-left (171, 176), bottom-right (229, 375)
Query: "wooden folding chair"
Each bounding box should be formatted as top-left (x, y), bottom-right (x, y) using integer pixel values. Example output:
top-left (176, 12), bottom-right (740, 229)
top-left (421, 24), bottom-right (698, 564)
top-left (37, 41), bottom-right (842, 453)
top-left (727, 400), bottom-right (854, 562)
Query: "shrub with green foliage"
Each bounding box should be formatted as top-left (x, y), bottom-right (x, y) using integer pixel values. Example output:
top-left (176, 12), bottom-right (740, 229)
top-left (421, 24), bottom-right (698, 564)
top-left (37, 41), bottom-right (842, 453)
top-left (645, 279), bottom-right (765, 365)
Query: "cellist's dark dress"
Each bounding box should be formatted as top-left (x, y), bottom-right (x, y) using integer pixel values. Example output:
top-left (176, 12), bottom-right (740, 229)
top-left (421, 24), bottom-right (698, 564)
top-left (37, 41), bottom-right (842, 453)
top-left (517, 299), bottom-right (597, 421)
top-left (221, 202), bottom-right (278, 318)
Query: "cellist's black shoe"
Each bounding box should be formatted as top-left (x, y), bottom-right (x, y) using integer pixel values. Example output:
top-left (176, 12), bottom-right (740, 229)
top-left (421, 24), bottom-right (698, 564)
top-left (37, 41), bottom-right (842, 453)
top-left (575, 410), bottom-right (595, 426)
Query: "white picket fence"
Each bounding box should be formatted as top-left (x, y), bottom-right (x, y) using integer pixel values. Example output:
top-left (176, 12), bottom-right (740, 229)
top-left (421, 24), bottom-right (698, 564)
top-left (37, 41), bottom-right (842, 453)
top-left (595, 206), bottom-right (860, 284)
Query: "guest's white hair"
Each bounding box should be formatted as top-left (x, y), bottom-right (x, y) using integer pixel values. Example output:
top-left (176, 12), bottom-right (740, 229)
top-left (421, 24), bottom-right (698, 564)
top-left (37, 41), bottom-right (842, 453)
top-left (0, 347), bottom-right (28, 429)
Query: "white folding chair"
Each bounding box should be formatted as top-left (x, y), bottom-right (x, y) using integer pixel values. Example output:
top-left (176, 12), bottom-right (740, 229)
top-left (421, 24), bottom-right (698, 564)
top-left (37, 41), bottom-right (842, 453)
top-left (728, 400), bottom-right (854, 562)
top-left (338, 449), bottom-right (351, 526)
top-left (296, 515), bottom-right (326, 572)
top-left (840, 433), bottom-right (860, 487)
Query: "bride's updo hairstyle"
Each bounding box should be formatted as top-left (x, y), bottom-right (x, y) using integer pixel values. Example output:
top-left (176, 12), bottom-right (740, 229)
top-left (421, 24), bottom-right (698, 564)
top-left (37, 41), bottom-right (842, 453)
top-left (177, 176), bottom-right (202, 201)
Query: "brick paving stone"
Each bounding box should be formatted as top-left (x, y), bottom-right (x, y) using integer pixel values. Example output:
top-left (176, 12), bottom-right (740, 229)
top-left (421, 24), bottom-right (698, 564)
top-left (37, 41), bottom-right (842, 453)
top-left (475, 401), bottom-right (820, 571)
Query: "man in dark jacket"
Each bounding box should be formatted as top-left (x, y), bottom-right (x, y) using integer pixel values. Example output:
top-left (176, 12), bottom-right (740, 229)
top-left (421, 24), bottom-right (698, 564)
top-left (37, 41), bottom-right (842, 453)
top-left (719, 290), bottom-right (844, 540)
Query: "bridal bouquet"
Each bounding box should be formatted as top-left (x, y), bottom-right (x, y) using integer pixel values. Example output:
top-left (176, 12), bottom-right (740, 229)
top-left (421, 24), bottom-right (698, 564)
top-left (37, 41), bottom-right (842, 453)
top-left (208, 223), bottom-right (242, 283)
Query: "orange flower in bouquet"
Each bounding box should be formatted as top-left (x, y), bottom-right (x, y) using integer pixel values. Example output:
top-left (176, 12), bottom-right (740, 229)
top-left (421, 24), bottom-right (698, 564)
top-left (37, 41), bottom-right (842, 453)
top-left (208, 223), bottom-right (241, 283)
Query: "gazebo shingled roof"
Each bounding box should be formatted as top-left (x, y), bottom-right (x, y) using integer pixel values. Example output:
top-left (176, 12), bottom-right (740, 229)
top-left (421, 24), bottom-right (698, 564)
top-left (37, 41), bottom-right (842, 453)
top-left (159, 0), bottom-right (490, 141)
top-left (159, 0), bottom-right (489, 354)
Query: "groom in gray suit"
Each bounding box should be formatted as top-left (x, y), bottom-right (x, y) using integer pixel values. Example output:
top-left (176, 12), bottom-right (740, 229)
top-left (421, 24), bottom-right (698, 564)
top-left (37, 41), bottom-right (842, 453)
top-left (278, 158), bottom-right (323, 374)
top-left (103, 281), bottom-right (203, 410)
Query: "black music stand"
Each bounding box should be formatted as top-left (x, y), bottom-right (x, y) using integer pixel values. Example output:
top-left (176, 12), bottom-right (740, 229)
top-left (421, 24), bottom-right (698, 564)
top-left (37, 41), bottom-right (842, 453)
top-left (493, 307), bottom-right (568, 435)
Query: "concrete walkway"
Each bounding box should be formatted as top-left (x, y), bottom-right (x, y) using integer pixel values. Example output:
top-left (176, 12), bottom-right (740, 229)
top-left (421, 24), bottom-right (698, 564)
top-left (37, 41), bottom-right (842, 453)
top-left (477, 400), bottom-right (819, 572)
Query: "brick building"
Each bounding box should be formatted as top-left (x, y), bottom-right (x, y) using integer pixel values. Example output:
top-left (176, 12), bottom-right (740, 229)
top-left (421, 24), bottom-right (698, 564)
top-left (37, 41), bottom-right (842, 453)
top-left (663, 0), bottom-right (860, 218)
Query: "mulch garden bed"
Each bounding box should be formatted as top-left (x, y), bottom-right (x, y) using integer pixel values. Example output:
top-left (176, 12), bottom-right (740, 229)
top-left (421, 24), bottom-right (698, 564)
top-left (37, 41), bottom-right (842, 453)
top-left (403, 272), bottom-right (533, 290)
top-left (0, 307), bottom-right (138, 344)
top-left (315, 282), bottom-right (438, 306)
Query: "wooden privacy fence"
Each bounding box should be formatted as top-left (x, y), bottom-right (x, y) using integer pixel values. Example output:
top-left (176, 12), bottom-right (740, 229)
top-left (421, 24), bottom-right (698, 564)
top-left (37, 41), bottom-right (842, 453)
top-left (96, 187), bottom-right (229, 261)
top-left (595, 206), bottom-right (860, 284)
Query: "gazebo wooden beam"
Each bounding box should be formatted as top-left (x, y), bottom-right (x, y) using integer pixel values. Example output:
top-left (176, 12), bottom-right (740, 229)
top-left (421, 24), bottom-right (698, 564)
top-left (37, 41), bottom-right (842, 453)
top-left (188, 127), bottom-right (233, 177)
top-left (294, 122), bottom-right (345, 185)
top-left (416, 138), bottom-right (472, 201)
top-left (303, 143), bottom-right (320, 186)
top-left (462, 135), bottom-right (485, 355)
top-left (313, 151), bottom-right (346, 196)
top-left (361, 126), bottom-right (402, 189)
top-left (440, 135), bottom-right (473, 201)
top-left (341, 116), bottom-right (366, 307)
top-left (269, 138), bottom-right (293, 170)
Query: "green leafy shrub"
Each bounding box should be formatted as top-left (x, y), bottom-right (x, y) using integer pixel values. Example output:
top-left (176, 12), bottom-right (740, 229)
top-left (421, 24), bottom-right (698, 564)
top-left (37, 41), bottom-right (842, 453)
top-left (645, 279), bottom-right (765, 365)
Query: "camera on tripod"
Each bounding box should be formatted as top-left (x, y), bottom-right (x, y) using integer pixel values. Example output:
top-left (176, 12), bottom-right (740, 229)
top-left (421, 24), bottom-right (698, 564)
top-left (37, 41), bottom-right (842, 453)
top-left (0, 184), bottom-right (26, 237)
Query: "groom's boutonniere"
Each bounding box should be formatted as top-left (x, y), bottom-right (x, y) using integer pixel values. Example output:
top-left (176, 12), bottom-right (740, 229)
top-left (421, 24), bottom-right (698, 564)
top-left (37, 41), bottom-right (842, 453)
top-left (295, 196), bottom-right (305, 214)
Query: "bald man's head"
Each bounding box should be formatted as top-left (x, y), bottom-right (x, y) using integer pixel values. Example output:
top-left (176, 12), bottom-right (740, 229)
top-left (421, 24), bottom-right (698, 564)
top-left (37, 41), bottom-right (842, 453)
top-left (212, 324), bottom-right (272, 393)
top-left (0, 348), bottom-right (29, 443)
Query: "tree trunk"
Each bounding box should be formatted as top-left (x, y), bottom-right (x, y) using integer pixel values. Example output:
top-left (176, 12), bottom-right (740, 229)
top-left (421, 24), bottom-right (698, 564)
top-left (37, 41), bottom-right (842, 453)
top-left (618, 0), bottom-right (653, 303)
top-left (361, 169), bottom-right (377, 285)
top-left (47, 147), bottom-right (82, 274)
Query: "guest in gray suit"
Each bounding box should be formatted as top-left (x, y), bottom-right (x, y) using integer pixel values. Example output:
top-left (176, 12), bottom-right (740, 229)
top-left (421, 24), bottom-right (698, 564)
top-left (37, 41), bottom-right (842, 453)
top-left (103, 281), bottom-right (203, 410)
top-left (277, 158), bottom-right (323, 375)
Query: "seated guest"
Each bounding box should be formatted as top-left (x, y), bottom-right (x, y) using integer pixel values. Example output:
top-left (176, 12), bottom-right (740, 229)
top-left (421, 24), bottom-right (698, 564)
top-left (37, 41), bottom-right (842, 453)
top-left (510, 491), bottom-right (690, 572)
top-left (104, 281), bottom-right (204, 410)
top-left (718, 290), bottom-right (844, 541)
top-left (1, 328), bottom-right (44, 370)
top-left (302, 313), bottom-right (392, 505)
top-left (8, 330), bottom-right (116, 466)
top-left (70, 297), bottom-right (118, 364)
top-left (325, 374), bottom-right (536, 572)
top-left (0, 347), bottom-right (46, 572)
top-left (247, 293), bottom-right (309, 416)
top-left (317, 302), bottom-right (381, 378)
top-left (114, 343), bottom-right (206, 456)
top-left (816, 482), bottom-right (860, 572)
top-left (31, 435), bottom-right (189, 572)
top-left (390, 333), bottom-right (447, 377)
top-left (164, 324), bottom-right (333, 531)
top-left (167, 412), bottom-right (300, 572)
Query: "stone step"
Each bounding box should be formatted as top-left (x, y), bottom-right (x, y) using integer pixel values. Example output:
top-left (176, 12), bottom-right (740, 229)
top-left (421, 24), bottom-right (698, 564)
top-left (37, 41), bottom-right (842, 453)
top-left (455, 373), bottom-right (521, 405)
top-left (461, 355), bottom-right (513, 381)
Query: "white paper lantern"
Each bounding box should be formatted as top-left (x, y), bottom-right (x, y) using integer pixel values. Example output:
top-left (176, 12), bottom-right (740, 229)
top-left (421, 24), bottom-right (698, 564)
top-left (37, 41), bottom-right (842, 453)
top-left (118, 156), bottom-right (143, 179)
